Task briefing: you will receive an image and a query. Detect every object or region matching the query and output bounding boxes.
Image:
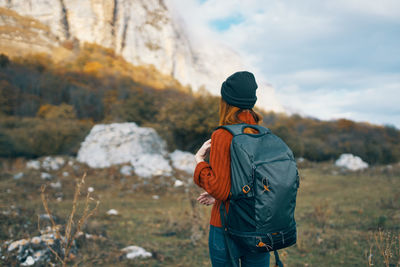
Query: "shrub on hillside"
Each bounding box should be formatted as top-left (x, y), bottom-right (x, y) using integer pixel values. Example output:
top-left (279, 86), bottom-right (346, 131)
top-left (37, 103), bottom-right (77, 120)
top-left (1, 48), bottom-right (399, 163)
top-left (154, 95), bottom-right (219, 152)
top-left (0, 53), bottom-right (10, 68)
top-left (112, 89), bottom-right (158, 125)
top-left (0, 117), bottom-right (92, 157)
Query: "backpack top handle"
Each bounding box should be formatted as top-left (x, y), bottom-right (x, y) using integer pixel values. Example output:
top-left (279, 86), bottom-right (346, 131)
top-left (216, 123), bottom-right (271, 137)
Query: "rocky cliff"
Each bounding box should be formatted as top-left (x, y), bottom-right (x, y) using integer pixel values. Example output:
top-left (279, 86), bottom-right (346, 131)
top-left (0, 0), bottom-right (283, 111)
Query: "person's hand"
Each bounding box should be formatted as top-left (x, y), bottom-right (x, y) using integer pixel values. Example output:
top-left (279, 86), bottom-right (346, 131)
top-left (197, 192), bottom-right (215, 206)
top-left (195, 139), bottom-right (211, 164)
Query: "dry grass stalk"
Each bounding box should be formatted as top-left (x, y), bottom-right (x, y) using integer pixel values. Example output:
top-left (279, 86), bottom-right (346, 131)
top-left (187, 183), bottom-right (207, 245)
top-left (398, 233), bottom-right (400, 266)
top-left (368, 229), bottom-right (400, 267)
top-left (39, 172), bottom-right (100, 267)
top-left (374, 230), bottom-right (392, 267)
top-left (366, 245), bottom-right (373, 266)
top-left (312, 201), bottom-right (332, 227)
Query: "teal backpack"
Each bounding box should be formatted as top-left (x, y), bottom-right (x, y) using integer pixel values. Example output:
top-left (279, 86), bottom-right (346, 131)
top-left (217, 123), bottom-right (299, 267)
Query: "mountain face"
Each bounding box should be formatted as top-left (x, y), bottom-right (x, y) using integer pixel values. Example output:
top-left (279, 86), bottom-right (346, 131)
top-left (0, 0), bottom-right (283, 112)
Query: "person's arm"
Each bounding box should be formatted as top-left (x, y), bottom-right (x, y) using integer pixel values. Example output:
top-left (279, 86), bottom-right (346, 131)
top-left (193, 129), bottom-right (231, 201)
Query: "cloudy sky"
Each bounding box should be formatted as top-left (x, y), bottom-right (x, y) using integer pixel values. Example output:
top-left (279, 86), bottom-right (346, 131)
top-left (168, 0), bottom-right (400, 128)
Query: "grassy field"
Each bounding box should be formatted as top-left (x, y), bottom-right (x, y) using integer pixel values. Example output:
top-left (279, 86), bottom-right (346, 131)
top-left (0, 158), bottom-right (399, 266)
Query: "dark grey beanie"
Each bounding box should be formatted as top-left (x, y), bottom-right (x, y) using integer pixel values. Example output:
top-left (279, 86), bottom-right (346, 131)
top-left (221, 71), bottom-right (258, 109)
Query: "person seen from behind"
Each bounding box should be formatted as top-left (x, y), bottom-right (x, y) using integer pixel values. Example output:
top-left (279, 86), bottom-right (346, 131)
top-left (193, 71), bottom-right (270, 266)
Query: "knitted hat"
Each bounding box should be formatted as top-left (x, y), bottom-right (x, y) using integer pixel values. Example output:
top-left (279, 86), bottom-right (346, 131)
top-left (221, 71), bottom-right (258, 109)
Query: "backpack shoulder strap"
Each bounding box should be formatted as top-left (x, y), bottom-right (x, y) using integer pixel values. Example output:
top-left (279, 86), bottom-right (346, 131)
top-left (216, 123), bottom-right (270, 136)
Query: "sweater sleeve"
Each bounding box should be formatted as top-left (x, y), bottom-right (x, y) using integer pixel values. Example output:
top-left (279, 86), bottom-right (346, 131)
top-left (193, 129), bottom-right (232, 201)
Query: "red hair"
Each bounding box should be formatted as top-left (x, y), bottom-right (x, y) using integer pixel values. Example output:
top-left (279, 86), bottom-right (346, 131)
top-left (219, 99), bottom-right (262, 133)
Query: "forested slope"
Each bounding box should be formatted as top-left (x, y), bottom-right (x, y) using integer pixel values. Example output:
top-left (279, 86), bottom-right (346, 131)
top-left (0, 44), bottom-right (399, 164)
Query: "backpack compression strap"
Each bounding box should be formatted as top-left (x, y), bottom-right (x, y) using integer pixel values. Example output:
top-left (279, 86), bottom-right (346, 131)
top-left (221, 203), bottom-right (284, 267)
top-left (216, 123), bottom-right (270, 136)
top-left (274, 250), bottom-right (284, 267)
top-left (220, 202), bottom-right (239, 267)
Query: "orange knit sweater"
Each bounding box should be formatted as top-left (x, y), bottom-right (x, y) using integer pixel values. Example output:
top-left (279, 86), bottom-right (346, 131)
top-left (193, 111), bottom-right (257, 227)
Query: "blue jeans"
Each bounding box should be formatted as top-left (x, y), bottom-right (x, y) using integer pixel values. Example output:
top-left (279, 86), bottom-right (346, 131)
top-left (209, 225), bottom-right (270, 267)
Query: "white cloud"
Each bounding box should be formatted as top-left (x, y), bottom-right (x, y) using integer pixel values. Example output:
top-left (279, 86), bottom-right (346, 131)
top-left (167, 0), bottom-right (400, 128)
top-left (276, 82), bottom-right (400, 127)
top-left (326, 0), bottom-right (400, 19)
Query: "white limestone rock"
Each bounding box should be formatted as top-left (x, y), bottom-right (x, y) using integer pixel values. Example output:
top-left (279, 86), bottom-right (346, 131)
top-left (26, 157), bottom-right (65, 171)
top-left (106, 209), bottom-right (119, 216)
top-left (0, 3), bottom-right (60, 54)
top-left (13, 172), bottom-right (24, 180)
top-left (50, 181), bottom-right (62, 189)
top-left (120, 165), bottom-right (133, 176)
top-left (297, 157), bottom-right (305, 163)
top-left (174, 180), bottom-right (184, 187)
top-left (42, 156), bottom-right (65, 171)
top-left (169, 150), bottom-right (196, 175)
top-left (40, 172), bottom-right (52, 180)
top-left (130, 154), bottom-right (172, 178)
top-left (335, 154), bottom-right (369, 171)
top-left (8, 239), bottom-right (30, 252)
top-left (21, 256), bottom-right (35, 266)
top-left (4, 226), bottom-right (77, 266)
top-left (121, 245), bottom-right (152, 259)
top-left (26, 160), bottom-right (41, 170)
top-left (0, 0), bottom-right (283, 112)
top-left (77, 123), bottom-right (172, 178)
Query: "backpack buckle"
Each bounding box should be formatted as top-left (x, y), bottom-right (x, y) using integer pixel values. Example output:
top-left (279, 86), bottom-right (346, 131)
top-left (242, 185), bottom-right (251, 194)
top-left (256, 241), bottom-right (266, 247)
top-left (262, 178), bottom-right (270, 192)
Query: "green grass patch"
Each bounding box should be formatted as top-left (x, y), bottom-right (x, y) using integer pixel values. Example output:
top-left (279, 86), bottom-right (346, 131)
top-left (0, 159), bottom-right (399, 266)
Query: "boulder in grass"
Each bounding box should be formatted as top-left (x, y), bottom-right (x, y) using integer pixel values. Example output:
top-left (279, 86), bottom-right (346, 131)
top-left (169, 150), bottom-right (196, 175)
top-left (121, 245), bottom-right (152, 259)
top-left (335, 153), bottom-right (369, 171)
top-left (26, 160), bottom-right (41, 170)
top-left (40, 172), bottom-right (52, 180)
top-left (130, 154), bottom-right (172, 178)
top-left (106, 209), bottom-right (119, 216)
top-left (13, 172), bottom-right (24, 180)
top-left (174, 180), bottom-right (184, 187)
top-left (50, 181), bottom-right (62, 189)
top-left (26, 157), bottom-right (65, 171)
top-left (5, 225), bottom-right (77, 266)
top-left (42, 156), bottom-right (65, 171)
top-left (120, 165), bottom-right (133, 176)
top-left (21, 255), bottom-right (35, 266)
top-left (77, 123), bottom-right (172, 178)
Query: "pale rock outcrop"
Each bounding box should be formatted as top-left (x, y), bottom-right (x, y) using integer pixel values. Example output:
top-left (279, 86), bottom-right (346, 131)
top-left (0, 5), bottom-right (59, 54)
top-left (0, 0), bottom-right (283, 112)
